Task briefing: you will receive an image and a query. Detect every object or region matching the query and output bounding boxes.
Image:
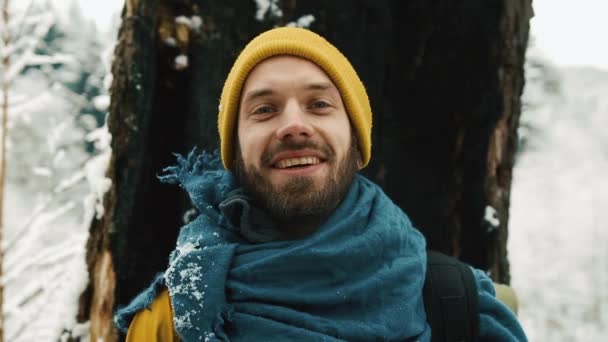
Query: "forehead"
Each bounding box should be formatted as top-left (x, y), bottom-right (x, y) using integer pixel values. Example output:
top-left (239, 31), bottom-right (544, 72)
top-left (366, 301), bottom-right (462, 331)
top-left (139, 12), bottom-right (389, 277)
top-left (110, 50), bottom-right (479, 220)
top-left (242, 55), bottom-right (335, 92)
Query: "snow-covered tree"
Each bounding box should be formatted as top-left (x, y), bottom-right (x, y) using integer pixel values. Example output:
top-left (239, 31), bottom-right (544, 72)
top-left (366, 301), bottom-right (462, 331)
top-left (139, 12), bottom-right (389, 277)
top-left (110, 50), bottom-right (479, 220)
top-left (0, 0), bottom-right (114, 340)
top-left (510, 40), bottom-right (608, 341)
top-left (516, 39), bottom-right (562, 154)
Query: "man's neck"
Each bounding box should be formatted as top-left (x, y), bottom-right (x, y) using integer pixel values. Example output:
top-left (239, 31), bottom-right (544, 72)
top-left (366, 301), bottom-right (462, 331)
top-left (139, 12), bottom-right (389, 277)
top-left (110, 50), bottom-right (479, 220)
top-left (278, 215), bottom-right (328, 239)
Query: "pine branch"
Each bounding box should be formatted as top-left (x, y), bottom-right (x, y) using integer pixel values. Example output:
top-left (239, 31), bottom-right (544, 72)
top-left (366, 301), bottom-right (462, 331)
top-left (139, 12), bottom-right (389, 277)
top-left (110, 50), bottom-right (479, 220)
top-left (1, 168), bottom-right (86, 253)
top-left (1, 11), bottom-right (54, 85)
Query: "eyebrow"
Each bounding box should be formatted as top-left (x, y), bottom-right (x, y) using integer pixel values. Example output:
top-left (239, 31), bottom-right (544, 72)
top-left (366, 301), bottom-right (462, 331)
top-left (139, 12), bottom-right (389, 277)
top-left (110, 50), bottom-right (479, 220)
top-left (242, 88), bottom-right (275, 103)
top-left (242, 82), bottom-right (336, 103)
top-left (305, 82), bottom-right (334, 91)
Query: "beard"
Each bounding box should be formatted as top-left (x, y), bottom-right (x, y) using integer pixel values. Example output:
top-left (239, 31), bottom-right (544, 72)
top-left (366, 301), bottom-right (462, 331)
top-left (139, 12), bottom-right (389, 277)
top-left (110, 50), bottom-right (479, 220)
top-left (233, 137), bottom-right (359, 228)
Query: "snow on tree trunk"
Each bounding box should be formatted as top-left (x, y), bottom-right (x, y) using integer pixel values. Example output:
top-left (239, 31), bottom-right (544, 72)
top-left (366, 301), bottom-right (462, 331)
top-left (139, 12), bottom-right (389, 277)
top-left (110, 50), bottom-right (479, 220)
top-left (81, 0), bottom-right (532, 339)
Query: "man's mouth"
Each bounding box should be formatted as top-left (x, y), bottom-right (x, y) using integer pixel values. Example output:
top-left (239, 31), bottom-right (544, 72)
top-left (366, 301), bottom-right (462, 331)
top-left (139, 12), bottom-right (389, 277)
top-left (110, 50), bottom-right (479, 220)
top-left (274, 156), bottom-right (321, 169)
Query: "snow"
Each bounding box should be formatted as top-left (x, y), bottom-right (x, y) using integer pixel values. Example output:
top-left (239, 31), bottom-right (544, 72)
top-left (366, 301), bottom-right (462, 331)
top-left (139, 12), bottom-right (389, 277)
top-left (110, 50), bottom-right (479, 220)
top-left (175, 54), bottom-right (189, 70)
top-left (84, 148), bottom-right (112, 219)
top-left (254, 0), bottom-right (283, 21)
top-left (175, 16), bottom-right (193, 27)
top-left (190, 16), bottom-right (203, 32)
top-left (286, 14), bottom-right (315, 28)
top-left (32, 167), bottom-right (52, 177)
top-left (86, 124), bottom-right (112, 151)
top-left (204, 332), bottom-right (217, 341)
top-left (92, 95), bottom-right (110, 112)
top-left (484, 205), bottom-right (499, 230)
top-left (173, 310), bottom-right (193, 330)
top-left (174, 15), bottom-right (203, 32)
top-left (2, 1), bottom-right (117, 340)
top-left (509, 49), bottom-right (608, 341)
top-left (164, 36), bottom-right (177, 47)
top-left (2, 12), bottom-right (56, 84)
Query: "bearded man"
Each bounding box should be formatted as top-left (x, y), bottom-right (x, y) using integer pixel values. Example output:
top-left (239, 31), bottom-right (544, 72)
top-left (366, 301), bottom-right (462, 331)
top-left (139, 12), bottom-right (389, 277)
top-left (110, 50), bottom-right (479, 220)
top-left (115, 27), bottom-right (527, 342)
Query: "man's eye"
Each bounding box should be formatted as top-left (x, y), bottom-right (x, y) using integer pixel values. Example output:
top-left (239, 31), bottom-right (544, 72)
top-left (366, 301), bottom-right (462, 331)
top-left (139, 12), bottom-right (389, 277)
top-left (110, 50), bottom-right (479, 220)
top-left (252, 106), bottom-right (274, 115)
top-left (310, 101), bottom-right (330, 109)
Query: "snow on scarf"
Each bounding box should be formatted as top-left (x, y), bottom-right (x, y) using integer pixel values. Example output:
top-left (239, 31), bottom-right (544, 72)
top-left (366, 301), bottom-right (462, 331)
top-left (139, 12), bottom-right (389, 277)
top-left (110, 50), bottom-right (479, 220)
top-left (116, 149), bottom-right (431, 341)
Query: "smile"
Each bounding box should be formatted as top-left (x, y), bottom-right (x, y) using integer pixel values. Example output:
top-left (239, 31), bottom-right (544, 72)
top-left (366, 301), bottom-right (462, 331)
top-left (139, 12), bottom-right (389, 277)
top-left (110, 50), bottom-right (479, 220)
top-left (275, 156), bottom-right (321, 169)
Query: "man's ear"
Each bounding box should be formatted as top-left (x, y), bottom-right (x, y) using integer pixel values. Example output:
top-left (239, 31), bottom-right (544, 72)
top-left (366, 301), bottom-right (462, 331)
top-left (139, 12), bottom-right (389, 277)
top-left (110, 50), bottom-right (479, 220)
top-left (356, 151), bottom-right (364, 170)
top-left (232, 133), bottom-right (240, 164)
top-left (349, 128), bottom-right (364, 170)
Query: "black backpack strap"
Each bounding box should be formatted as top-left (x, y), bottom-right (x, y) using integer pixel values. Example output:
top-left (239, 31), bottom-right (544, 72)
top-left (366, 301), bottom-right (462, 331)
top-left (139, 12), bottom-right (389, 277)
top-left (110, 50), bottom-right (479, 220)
top-left (423, 250), bottom-right (479, 342)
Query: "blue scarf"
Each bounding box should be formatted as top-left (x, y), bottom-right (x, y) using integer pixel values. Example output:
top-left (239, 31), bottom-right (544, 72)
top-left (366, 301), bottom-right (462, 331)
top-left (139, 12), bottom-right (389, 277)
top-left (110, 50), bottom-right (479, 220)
top-left (116, 150), bottom-right (431, 341)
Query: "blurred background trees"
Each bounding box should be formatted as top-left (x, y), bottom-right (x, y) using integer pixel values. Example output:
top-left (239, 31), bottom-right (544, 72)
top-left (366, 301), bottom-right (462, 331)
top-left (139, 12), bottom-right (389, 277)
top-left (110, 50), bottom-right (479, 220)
top-left (0, 0), bottom-right (111, 340)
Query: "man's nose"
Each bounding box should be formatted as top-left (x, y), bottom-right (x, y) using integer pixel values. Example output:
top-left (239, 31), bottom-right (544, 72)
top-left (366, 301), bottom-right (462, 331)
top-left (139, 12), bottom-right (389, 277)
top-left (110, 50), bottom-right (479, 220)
top-left (275, 101), bottom-right (314, 140)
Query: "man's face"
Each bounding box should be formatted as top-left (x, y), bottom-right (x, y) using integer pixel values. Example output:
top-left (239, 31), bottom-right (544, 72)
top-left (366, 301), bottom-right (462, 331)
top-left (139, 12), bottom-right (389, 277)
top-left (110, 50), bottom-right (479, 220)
top-left (234, 55), bottom-right (359, 226)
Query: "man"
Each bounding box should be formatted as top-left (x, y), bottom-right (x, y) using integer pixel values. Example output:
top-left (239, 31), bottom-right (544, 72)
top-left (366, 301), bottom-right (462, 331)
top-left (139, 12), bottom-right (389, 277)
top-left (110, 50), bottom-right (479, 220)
top-left (115, 27), bottom-right (527, 341)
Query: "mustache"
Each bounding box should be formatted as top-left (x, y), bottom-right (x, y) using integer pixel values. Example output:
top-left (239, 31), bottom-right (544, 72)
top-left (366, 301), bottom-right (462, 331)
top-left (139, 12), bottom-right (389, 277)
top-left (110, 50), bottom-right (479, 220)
top-left (261, 140), bottom-right (334, 166)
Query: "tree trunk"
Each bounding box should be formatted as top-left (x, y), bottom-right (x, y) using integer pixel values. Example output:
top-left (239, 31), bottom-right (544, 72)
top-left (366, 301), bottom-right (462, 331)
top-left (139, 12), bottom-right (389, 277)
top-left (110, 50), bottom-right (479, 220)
top-left (79, 0), bottom-right (532, 339)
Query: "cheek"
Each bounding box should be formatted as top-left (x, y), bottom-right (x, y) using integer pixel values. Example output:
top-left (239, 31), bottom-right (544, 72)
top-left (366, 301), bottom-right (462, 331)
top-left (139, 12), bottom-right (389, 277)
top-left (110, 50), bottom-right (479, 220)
top-left (337, 134), bottom-right (352, 159)
top-left (331, 117), bottom-right (353, 156)
top-left (238, 128), bottom-right (265, 166)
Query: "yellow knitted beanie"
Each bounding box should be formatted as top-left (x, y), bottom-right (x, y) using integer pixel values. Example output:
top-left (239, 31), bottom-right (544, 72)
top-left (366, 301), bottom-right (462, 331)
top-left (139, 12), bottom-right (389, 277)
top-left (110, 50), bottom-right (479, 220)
top-left (218, 27), bottom-right (372, 170)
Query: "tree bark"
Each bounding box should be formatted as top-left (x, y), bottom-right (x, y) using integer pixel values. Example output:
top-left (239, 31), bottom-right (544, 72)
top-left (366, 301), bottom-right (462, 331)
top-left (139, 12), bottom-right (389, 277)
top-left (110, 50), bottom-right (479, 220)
top-left (79, 0), bottom-right (532, 339)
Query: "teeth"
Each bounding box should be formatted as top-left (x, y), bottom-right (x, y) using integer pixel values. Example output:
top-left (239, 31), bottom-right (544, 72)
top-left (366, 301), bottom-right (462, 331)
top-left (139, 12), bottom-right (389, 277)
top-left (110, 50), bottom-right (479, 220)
top-left (276, 156), bottom-right (320, 169)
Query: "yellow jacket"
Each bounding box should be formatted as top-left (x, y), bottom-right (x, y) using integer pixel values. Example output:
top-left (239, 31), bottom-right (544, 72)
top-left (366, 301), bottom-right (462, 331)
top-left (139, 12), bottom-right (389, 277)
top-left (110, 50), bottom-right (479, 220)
top-left (126, 287), bottom-right (180, 342)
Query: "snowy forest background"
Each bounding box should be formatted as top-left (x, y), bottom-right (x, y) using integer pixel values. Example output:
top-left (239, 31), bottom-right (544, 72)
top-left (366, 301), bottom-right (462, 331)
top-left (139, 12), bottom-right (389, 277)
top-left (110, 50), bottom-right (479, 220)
top-left (0, 0), bottom-right (606, 341)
